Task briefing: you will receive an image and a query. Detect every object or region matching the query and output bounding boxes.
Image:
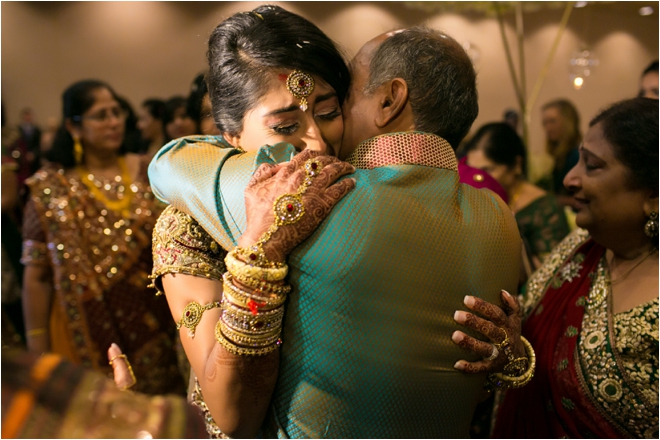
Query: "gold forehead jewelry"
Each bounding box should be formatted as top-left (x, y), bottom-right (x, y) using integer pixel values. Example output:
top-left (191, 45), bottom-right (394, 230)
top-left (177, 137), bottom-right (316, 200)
top-left (286, 70), bottom-right (315, 111)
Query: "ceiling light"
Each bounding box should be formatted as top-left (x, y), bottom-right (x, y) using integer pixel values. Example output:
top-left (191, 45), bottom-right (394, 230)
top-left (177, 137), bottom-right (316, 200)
top-left (575, 2), bottom-right (588, 8)
top-left (573, 77), bottom-right (584, 89)
top-left (639, 6), bottom-right (654, 16)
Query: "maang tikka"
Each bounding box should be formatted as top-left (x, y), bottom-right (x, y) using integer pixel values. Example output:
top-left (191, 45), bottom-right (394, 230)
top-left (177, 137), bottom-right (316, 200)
top-left (286, 69), bottom-right (315, 111)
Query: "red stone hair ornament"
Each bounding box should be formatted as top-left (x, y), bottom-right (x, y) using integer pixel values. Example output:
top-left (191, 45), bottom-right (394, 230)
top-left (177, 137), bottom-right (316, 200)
top-left (286, 69), bottom-right (315, 111)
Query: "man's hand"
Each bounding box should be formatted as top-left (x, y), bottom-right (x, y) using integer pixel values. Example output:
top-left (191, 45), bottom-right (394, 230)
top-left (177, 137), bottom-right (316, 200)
top-left (238, 149), bottom-right (356, 262)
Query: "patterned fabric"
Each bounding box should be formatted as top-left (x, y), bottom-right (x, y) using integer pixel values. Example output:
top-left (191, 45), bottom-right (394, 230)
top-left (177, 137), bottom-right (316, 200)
top-left (494, 229), bottom-right (659, 438)
top-left (149, 132), bottom-right (522, 437)
top-left (21, 161), bottom-right (184, 395)
top-left (1, 350), bottom-right (207, 439)
top-left (150, 205), bottom-right (227, 293)
top-left (515, 193), bottom-right (570, 264)
top-left (346, 131), bottom-right (457, 170)
top-left (149, 135), bottom-right (296, 251)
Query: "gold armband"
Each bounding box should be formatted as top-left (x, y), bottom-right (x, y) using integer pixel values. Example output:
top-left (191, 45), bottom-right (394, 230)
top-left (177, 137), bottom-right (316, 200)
top-left (176, 301), bottom-right (222, 337)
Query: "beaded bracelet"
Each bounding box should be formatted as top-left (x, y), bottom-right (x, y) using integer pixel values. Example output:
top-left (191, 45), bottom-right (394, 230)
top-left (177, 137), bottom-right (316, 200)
top-left (487, 336), bottom-right (536, 390)
top-left (215, 321), bottom-right (282, 356)
top-left (222, 302), bottom-right (284, 334)
top-left (223, 273), bottom-right (287, 311)
top-left (225, 249), bottom-right (288, 282)
top-left (222, 296), bottom-right (284, 321)
top-left (219, 320), bottom-right (282, 347)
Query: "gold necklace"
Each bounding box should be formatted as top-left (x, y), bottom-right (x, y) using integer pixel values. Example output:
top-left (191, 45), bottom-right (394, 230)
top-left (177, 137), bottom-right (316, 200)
top-left (607, 249), bottom-right (657, 285)
top-left (78, 157), bottom-right (134, 217)
top-left (508, 179), bottom-right (524, 212)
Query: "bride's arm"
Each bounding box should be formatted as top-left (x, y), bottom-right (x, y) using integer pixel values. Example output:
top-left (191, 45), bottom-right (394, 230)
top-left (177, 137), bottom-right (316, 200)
top-left (163, 150), bottom-right (355, 437)
top-left (163, 273), bottom-right (275, 438)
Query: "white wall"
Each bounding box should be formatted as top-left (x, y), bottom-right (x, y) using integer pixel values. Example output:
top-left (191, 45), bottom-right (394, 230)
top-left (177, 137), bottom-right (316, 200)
top-left (2, 1), bottom-right (658, 165)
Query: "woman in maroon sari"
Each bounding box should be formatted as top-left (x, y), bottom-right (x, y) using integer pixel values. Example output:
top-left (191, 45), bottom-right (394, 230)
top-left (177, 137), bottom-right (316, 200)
top-left (492, 98), bottom-right (658, 438)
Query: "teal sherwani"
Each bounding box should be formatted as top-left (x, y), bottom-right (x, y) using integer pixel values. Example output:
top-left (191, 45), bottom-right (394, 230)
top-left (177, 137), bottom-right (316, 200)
top-left (149, 132), bottom-right (521, 437)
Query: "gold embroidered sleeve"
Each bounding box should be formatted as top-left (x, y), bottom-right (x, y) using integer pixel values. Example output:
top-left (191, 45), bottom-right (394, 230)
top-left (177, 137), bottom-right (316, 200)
top-left (150, 205), bottom-right (226, 294)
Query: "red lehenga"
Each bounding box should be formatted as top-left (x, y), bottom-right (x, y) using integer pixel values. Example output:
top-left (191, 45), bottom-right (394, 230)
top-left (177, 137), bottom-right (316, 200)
top-left (493, 229), bottom-right (658, 438)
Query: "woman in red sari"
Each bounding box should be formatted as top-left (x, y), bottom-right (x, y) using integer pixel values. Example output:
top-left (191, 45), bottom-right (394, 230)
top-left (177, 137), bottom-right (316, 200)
top-left (492, 98), bottom-right (658, 438)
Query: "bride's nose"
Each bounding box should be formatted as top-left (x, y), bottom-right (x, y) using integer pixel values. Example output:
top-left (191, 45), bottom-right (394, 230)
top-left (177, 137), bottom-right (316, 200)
top-left (301, 122), bottom-right (330, 154)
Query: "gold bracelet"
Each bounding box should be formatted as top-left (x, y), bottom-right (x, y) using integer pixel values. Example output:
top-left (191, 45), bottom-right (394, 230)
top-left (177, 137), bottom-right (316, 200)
top-left (225, 250), bottom-right (288, 282)
top-left (219, 320), bottom-right (281, 347)
top-left (176, 301), bottom-right (222, 338)
top-left (232, 271), bottom-right (291, 295)
top-left (215, 321), bottom-right (282, 356)
top-left (496, 330), bottom-right (529, 376)
top-left (226, 158), bottom-right (323, 281)
top-left (223, 272), bottom-right (287, 310)
top-left (222, 302), bottom-right (284, 334)
top-left (487, 336), bottom-right (536, 389)
top-left (234, 245), bottom-right (286, 269)
top-left (26, 327), bottom-right (47, 338)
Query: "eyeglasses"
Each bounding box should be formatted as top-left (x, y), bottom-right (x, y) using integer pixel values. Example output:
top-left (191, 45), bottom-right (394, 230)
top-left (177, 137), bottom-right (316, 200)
top-left (73, 106), bottom-right (128, 124)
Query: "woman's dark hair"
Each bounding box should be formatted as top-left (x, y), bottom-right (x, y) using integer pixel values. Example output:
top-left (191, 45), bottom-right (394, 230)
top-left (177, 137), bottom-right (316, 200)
top-left (590, 97), bottom-right (658, 192)
top-left (142, 98), bottom-right (166, 121)
top-left (46, 79), bottom-right (125, 169)
top-left (462, 122), bottom-right (528, 178)
top-left (206, 4), bottom-right (350, 136)
top-left (643, 60), bottom-right (659, 76)
top-left (162, 96), bottom-right (188, 143)
top-left (187, 73), bottom-right (208, 129)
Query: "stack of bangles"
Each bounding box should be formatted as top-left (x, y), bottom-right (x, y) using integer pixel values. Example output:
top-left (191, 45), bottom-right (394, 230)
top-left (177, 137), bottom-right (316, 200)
top-left (214, 251), bottom-right (289, 355)
top-left (486, 335), bottom-right (536, 390)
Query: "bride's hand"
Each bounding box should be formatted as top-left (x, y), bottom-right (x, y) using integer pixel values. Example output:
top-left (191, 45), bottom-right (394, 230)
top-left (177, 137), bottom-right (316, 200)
top-left (452, 290), bottom-right (525, 373)
top-left (238, 149), bottom-right (356, 262)
top-left (107, 343), bottom-right (136, 390)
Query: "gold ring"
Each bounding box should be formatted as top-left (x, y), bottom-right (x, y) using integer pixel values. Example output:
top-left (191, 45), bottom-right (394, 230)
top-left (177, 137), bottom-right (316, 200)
top-left (108, 353), bottom-right (127, 366)
top-left (484, 344), bottom-right (499, 361)
top-left (304, 159), bottom-right (323, 178)
top-left (109, 353), bottom-right (137, 391)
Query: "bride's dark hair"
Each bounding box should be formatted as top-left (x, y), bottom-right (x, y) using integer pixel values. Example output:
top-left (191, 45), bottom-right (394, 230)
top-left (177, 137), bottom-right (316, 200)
top-left (206, 5), bottom-right (350, 136)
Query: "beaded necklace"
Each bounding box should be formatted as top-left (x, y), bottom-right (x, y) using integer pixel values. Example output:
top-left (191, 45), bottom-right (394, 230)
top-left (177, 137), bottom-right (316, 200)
top-left (78, 156), bottom-right (134, 218)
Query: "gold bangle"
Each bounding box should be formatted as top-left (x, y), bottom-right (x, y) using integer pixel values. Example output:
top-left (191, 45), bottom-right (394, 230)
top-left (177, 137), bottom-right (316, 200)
top-left (232, 271), bottom-right (291, 295)
top-left (26, 327), bottom-right (47, 337)
top-left (215, 321), bottom-right (282, 356)
top-left (108, 354), bottom-right (137, 391)
top-left (225, 250), bottom-right (288, 282)
top-left (487, 336), bottom-right (536, 389)
top-left (223, 272), bottom-right (287, 309)
top-left (219, 320), bottom-right (281, 347)
top-left (176, 301), bottom-right (222, 338)
top-left (222, 302), bottom-right (284, 334)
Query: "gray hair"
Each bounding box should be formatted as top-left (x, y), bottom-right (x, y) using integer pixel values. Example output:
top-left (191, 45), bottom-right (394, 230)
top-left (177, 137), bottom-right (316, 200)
top-left (364, 27), bottom-right (478, 149)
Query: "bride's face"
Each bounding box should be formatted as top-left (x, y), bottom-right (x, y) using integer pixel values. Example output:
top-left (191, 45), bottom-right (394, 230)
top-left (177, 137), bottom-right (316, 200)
top-left (226, 70), bottom-right (344, 156)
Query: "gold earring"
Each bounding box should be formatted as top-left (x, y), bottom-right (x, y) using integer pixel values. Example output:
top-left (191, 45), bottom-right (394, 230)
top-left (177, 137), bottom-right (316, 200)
top-left (645, 211), bottom-right (658, 237)
top-left (73, 137), bottom-right (83, 165)
top-left (286, 70), bottom-right (315, 112)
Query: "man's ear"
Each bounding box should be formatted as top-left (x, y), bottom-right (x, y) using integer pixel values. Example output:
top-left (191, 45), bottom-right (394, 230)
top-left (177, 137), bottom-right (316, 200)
top-left (374, 78), bottom-right (409, 128)
top-left (223, 132), bottom-right (242, 150)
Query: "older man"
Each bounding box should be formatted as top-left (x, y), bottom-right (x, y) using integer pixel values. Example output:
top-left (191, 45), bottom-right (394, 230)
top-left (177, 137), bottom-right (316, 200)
top-left (148, 27), bottom-right (521, 438)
